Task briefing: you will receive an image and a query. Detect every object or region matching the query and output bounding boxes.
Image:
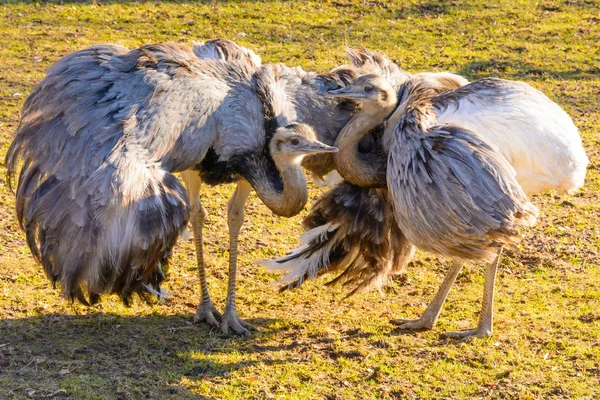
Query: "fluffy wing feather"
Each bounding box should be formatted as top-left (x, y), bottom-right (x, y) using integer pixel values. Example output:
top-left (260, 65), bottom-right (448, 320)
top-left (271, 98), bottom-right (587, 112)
top-left (345, 47), bottom-right (412, 90)
top-left (262, 182), bottom-right (415, 296)
top-left (193, 38), bottom-right (262, 68)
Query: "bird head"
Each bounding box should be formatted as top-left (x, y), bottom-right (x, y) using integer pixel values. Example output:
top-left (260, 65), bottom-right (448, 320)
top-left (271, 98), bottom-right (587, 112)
top-left (326, 74), bottom-right (397, 111)
top-left (270, 123), bottom-right (338, 163)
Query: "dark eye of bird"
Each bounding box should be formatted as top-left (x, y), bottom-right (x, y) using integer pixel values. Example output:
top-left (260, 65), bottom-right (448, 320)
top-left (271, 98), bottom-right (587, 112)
top-left (364, 85), bottom-right (373, 93)
top-left (291, 138), bottom-right (300, 145)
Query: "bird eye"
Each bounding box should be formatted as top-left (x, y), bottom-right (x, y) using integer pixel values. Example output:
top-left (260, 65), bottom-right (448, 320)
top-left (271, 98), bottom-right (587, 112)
top-left (291, 138), bottom-right (300, 145)
top-left (364, 85), bottom-right (373, 93)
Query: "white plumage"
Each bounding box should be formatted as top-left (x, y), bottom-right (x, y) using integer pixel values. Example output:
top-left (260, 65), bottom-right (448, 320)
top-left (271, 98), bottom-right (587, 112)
top-left (431, 79), bottom-right (588, 195)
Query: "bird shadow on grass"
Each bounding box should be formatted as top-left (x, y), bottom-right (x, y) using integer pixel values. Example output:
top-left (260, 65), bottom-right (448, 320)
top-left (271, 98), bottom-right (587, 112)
top-left (0, 312), bottom-right (300, 399)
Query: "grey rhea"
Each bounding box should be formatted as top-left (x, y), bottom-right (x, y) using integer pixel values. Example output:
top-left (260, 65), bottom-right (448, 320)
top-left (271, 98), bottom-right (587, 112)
top-left (5, 41), bottom-right (354, 336)
top-left (179, 40), bottom-right (355, 335)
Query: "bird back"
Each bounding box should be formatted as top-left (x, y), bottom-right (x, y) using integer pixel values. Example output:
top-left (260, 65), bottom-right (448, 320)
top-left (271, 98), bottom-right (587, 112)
top-left (433, 78), bottom-right (588, 195)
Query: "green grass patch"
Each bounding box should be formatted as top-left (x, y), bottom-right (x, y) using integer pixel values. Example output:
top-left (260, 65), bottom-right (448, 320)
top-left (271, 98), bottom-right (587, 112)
top-left (0, 0), bottom-right (598, 399)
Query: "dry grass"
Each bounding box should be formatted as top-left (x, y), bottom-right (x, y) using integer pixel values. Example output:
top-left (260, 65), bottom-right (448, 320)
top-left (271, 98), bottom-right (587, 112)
top-left (0, 0), bottom-right (599, 399)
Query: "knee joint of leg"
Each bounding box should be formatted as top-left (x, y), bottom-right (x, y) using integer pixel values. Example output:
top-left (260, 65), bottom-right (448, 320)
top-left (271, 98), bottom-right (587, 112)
top-left (192, 201), bottom-right (207, 221)
top-left (198, 204), bottom-right (207, 221)
top-left (228, 209), bottom-right (245, 227)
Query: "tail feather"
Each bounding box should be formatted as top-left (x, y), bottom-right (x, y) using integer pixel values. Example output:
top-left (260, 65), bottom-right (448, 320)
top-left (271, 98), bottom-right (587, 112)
top-left (262, 182), bottom-right (415, 296)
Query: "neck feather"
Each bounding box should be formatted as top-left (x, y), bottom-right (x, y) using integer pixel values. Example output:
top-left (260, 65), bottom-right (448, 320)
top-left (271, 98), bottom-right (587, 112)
top-left (258, 154), bottom-right (308, 218)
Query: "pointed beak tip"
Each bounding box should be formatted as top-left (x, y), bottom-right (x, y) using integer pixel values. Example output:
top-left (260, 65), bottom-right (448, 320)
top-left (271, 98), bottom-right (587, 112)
top-left (318, 146), bottom-right (338, 154)
top-left (325, 87), bottom-right (348, 97)
top-left (305, 144), bottom-right (338, 154)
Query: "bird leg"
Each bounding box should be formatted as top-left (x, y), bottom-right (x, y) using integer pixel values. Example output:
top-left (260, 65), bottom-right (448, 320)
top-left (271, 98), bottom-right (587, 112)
top-left (191, 197), bottom-right (222, 328)
top-left (181, 171), bottom-right (221, 328)
top-left (391, 259), bottom-right (465, 331)
top-left (442, 248), bottom-right (503, 341)
top-left (220, 180), bottom-right (256, 337)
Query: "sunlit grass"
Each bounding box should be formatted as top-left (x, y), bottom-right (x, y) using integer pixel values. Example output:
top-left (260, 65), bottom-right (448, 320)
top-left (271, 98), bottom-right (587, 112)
top-left (0, 0), bottom-right (598, 399)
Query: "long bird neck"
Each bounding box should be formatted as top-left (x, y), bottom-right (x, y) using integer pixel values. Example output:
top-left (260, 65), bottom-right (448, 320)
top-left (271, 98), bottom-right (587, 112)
top-left (254, 153), bottom-right (308, 218)
top-left (334, 102), bottom-right (396, 187)
top-left (244, 65), bottom-right (352, 218)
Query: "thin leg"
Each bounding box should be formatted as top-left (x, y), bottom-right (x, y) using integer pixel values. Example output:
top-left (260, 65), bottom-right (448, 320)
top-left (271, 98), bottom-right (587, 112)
top-left (220, 180), bottom-right (256, 336)
top-left (181, 171), bottom-right (221, 328)
top-left (392, 259), bottom-right (465, 331)
top-left (442, 248), bottom-right (503, 341)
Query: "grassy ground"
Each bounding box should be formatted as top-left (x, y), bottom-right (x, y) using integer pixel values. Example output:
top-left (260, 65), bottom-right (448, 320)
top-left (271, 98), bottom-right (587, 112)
top-left (0, 0), bottom-right (599, 399)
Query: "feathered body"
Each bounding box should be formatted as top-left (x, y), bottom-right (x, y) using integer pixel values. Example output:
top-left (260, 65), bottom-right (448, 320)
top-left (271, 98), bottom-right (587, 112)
top-left (5, 41), bottom-right (358, 307)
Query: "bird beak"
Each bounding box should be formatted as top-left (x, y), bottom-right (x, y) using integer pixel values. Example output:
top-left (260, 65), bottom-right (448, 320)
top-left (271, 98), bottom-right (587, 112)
top-left (326, 86), bottom-right (365, 99)
top-left (302, 141), bottom-right (338, 154)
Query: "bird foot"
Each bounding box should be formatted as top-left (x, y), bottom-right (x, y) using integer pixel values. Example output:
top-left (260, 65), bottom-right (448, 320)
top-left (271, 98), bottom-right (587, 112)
top-left (440, 328), bottom-right (492, 342)
top-left (390, 317), bottom-right (434, 331)
top-left (193, 300), bottom-right (221, 329)
top-left (220, 310), bottom-right (256, 337)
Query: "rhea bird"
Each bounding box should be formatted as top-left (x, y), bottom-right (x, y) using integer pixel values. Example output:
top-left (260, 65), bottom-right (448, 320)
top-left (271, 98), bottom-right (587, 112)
top-left (5, 41), bottom-right (359, 336)
top-left (385, 76), bottom-right (539, 339)
top-left (268, 52), bottom-right (587, 337)
top-left (181, 40), bottom-right (358, 335)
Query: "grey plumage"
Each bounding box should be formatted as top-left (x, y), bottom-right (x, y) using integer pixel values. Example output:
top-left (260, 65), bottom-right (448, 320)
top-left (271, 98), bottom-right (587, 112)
top-left (344, 47), bottom-right (412, 90)
top-left (7, 43), bottom-right (199, 304)
top-left (193, 38), bottom-right (262, 68)
top-left (5, 40), bottom-right (363, 335)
